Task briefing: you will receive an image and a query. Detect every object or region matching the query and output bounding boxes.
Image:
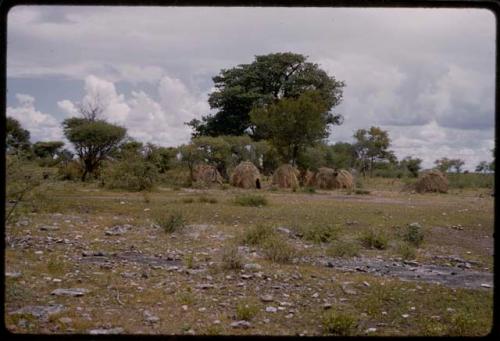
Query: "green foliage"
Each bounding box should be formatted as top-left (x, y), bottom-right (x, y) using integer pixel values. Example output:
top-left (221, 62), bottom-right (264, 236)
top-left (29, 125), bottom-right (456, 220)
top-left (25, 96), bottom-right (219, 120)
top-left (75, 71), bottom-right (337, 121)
top-left (153, 211), bottom-right (186, 233)
top-left (236, 301), bottom-right (259, 321)
top-left (395, 241), bottom-right (417, 260)
top-left (101, 155), bottom-right (158, 191)
top-left (359, 228), bottom-right (389, 250)
top-left (198, 196), bottom-right (218, 204)
top-left (326, 240), bottom-right (361, 258)
top-left (188, 52), bottom-right (344, 137)
top-left (400, 156), bottom-right (422, 177)
top-left (296, 144), bottom-right (327, 172)
top-left (447, 173), bottom-right (493, 189)
top-left (57, 160), bottom-right (84, 181)
top-left (261, 235), bottom-right (295, 263)
top-left (234, 194), bottom-right (268, 207)
top-left (62, 117), bottom-right (126, 181)
top-left (250, 90), bottom-right (332, 165)
top-left (434, 157), bottom-right (466, 174)
top-left (322, 310), bottom-right (358, 336)
top-left (220, 243), bottom-right (243, 270)
top-left (353, 126), bottom-right (394, 177)
top-left (299, 223), bottom-right (340, 243)
top-left (325, 142), bottom-right (357, 170)
top-left (241, 224), bottom-right (276, 246)
top-left (6, 116), bottom-right (31, 154)
top-left (32, 141), bottom-right (64, 159)
top-left (404, 223), bottom-right (425, 247)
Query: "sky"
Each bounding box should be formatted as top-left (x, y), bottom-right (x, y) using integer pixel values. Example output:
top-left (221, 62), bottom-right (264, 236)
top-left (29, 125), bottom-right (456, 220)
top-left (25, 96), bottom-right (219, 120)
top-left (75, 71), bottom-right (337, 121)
top-left (6, 6), bottom-right (496, 170)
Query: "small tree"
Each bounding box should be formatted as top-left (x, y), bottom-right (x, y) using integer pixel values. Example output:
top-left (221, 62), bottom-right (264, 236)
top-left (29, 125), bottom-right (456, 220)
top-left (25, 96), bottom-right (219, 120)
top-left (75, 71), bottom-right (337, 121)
top-left (400, 156), bottom-right (422, 177)
top-left (250, 90), bottom-right (332, 166)
top-left (62, 118), bottom-right (126, 181)
top-left (353, 126), bottom-right (393, 177)
top-left (178, 143), bottom-right (203, 182)
top-left (6, 116), bottom-right (31, 155)
top-left (475, 161), bottom-right (490, 173)
top-left (32, 141), bottom-right (65, 159)
top-left (434, 157), bottom-right (465, 173)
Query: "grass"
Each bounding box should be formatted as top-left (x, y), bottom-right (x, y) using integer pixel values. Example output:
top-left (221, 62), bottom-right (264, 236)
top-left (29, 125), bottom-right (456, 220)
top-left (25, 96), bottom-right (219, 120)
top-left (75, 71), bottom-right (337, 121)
top-left (153, 211), bottom-right (186, 233)
top-left (394, 241), bottom-right (417, 260)
top-left (236, 301), bottom-right (259, 321)
top-left (322, 309), bottom-right (358, 336)
top-left (220, 243), bottom-right (243, 270)
top-left (359, 228), bottom-right (389, 250)
top-left (354, 189), bottom-right (371, 195)
top-left (241, 224), bottom-right (276, 246)
top-left (261, 235), bottom-right (296, 263)
top-left (326, 240), bottom-right (361, 258)
top-left (404, 223), bottom-right (425, 247)
top-left (198, 195), bottom-right (218, 204)
top-left (234, 194), bottom-right (268, 207)
top-left (298, 223), bottom-right (340, 243)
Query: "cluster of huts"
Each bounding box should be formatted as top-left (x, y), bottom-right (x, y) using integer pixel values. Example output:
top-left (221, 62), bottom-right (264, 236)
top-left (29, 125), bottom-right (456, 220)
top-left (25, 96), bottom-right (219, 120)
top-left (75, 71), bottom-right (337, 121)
top-left (193, 161), bottom-right (449, 193)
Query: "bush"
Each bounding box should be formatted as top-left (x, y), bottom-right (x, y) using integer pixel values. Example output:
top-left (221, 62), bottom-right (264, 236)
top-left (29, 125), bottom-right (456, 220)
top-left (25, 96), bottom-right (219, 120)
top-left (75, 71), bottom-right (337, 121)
top-left (236, 301), bottom-right (259, 321)
top-left (101, 157), bottom-right (158, 191)
top-left (57, 160), bottom-right (84, 181)
top-left (241, 224), bottom-right (276, 246)
top-left (404, 223), bottom-right (425, 247)
top-left (327, 240), bottom-right (360, 258)
top-left (262, 235), bottom-right (296, 263)
top-left (234, 194), bottom-right (268, 207)
top-left (300, 223), bottom-right (340, 243)
top-left (322, 310), bottom-right (358, 336)
top-left (153, 211), bottom-right (186, 233)
top-left (198, 195), bottom-right (218, 204)
top-left (220, 244), bottom-right (243, 270)
top-left (447, 173), bottom-right (493, 189)
top-left (359, 228), bottom-right (389, 250)
top-left (395, 241), bottom-right (417, 260)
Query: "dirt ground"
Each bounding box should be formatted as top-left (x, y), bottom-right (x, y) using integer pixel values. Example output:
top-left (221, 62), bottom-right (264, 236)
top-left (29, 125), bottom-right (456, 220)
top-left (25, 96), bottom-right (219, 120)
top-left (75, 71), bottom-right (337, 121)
top-left (4, 180), bottom-right (494, 336)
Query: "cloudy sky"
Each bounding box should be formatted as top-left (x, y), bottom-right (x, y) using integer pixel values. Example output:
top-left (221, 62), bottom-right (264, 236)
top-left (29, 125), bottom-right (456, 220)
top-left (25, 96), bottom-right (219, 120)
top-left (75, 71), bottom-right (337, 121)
top-left (7, 6), bottom-right (495, 170)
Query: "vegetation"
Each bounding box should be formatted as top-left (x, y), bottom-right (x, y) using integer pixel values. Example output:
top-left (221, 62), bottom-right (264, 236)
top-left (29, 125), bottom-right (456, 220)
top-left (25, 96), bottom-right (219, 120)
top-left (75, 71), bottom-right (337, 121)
top-left (322, 310), bottom-right (358, 336)
top-left (359, 228), bottom-right (389, 250)
top-left (234, 194), bottom-right (268, 207)
top-left (153, 211), bottom-right (186, 233)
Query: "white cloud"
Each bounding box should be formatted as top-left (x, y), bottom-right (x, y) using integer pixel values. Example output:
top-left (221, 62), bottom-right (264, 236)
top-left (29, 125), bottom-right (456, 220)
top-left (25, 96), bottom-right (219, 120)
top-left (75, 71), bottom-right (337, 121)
top-left (7, 93), bottom-right (64, 142)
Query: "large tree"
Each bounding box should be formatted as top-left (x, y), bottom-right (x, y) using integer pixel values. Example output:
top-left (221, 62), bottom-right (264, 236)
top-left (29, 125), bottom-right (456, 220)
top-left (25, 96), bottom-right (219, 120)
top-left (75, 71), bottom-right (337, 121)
top-left (187, 52), bottom-right (345, 138)
top-left (6, 116), bottom-right (31, 154)
top-left (353, 126), bottom-right (394, 177)
top-left (32, 141), bottom-right (65, 159)
top-left (434, 157), bottom-right (465, 173)
top-left (250, 90), bottom-right (332, 166)
top-left (62, 118), bottom-right (126, 181)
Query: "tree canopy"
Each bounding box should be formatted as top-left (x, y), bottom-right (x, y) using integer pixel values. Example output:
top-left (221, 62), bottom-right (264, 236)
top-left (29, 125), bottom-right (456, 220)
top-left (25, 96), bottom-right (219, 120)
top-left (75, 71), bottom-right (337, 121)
top-left (6, 117), bottom-right (31, 154)
top-left (33, 141), bottom-right (65, 159)
top-left (62, 117), bottom-right (126, 181)
top-left (187, 52), bottom-right (344, 138)
top-left (353, 126), bottom-right (394, 177)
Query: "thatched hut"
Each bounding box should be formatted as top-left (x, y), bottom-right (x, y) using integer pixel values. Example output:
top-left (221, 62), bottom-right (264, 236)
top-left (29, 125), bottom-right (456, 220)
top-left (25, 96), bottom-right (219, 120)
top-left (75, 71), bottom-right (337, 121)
top-left (272, 164), bottom-right (300, 189)
top-left (307, 167), bottom-right (354, 190)
top-left (230, 161), bottom-right (262, 189)
top-left (333, 169), bottom-right (354, 190)
top-left (193, 164), bottom-right (223, 185)
top-left (414, 170), bottom-right (448, 193)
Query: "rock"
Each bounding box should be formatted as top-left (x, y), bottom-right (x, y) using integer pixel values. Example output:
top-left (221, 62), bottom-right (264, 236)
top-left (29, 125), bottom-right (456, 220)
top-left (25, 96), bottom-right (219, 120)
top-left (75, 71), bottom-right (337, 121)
top-left (182, 305), bottom-right (188, 311)
top-left (276, 227), bottom-right (292, 235)
top-left (5, 272), bottom-right (22, 278)
top-left (241, 274), bottom-right (253, 280)
top-left (260, 295), bottom-right (274, 302)
top-left (401, 314), bottom-right (409, 318)
top-left (213, 320), bottom-right (221, 324)
top-left (9, 304), bottom-right (65, 319)
top-left (244, 263), bottom-right (262, 271)
top-left (89, 327), bottom-right (124, 334)
top-left (230, 321), bottom-right (251, 329)
top-left (323, 303), bottom-right (332, 310)
top-left (196, 283), bottom-right (215, 290)
top-left (365, 327), bottom-right (377, 333)
top-left (58, 317), bottom-right (73, 324)
top-left (480, 283), bottom-right (492, 288)
top-left (105, 225), bottom-right (129, 236)
top-left (198, 307), bottom-right (207, 312)
top-left (35, 251), bottom-right (43, 255)
top-left (265, 306), bottom-right (277, 313)
top-left (51, 288), bottom-right (89, 296)
top-left (144, 310), bottom-right (160, 323)
top-left (363, 281), bottom-right (371, 287)
top-left (341, 284), bottom-right (357, 295)
top-left (311, 292), bottom-right (319, 298)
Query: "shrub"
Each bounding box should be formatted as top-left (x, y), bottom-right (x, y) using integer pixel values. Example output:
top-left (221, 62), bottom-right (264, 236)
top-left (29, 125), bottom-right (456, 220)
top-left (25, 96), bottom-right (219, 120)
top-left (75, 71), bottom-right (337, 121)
top-left (101, 157), bottom-right (158, 191)
top-left (236, 301), bottom-right (259, 321)
top-left (262, 235), bottom-right (296, 263)
top-left (153, 211), bottom-right (186, 233)
top-left (404, 223), bottom-right (424, 247)
top-left (198, 195), bottom-right (218, 204)
top-left (220, 244), bottom-right (243, 270)
top-left (241, 224), bottom-right (276, 246)
top-left (234, 194), bottom-right (268, 207)
top-left (395, 241), bottom-right (417, 260)
top-left (57, 160), bottom-right (83, 181)
top-left (322, 310), bottom-right (358, 336)
top-left (359, 228), bottom-right (389, 250)
top-left (327, 240), bottom-right (360, 258)
top-left (300, 223), bottom-right (340, 243)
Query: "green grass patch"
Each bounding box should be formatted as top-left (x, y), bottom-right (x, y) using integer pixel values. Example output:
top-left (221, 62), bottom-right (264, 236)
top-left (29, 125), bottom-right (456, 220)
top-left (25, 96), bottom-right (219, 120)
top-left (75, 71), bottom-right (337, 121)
top-left (241, 224), bottom-right (276, 246)
top-left (299, 223), bottom-right (341, 243)
top-left (322, 309), bottom-right (358, 336)
top-left (236, 301), bottom-right (259, 321)
top-left (234, 194), bottom-right (268, 207)
top-left (153, 211), bottom-right (186, 233)
top-left (326, 240), bottom-right (361, 258)
top-left (359, 228), bottom-right (389, 250)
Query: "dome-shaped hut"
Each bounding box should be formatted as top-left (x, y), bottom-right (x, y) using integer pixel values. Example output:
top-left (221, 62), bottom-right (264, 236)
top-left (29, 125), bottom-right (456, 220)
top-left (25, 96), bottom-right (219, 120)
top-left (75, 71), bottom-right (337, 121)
top-left (230, 161), bottom-right (262, 189)
top-left (272, 164), bottom-right (300, 189)
top-left (414, 170), bottom-right (448, 193)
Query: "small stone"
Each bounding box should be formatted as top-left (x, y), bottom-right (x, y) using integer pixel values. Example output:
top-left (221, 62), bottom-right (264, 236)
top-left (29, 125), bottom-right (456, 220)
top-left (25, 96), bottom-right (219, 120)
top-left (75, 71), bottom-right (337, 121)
top-left (144, 310), bottom-right (160, 323)
top-left (260, 295), bottom-right (274, 302)
top-left (263, 318), bottom-right (270, 324)
top-left (241, 274), bottom-right (253, 280)
top-left (120, 201), bottom-right (125, 205)
top-left (5, 272), bottom-right (21, 278)
top-left (89, 327), bottom-right (124, 334)
top-left (35, 251), bottom-right (43, 255)
top-left (480, 283), bottom-right (492, 288)
top-left (323, 303), bottom-right (332, 310)
top-left (446, 308), bottom-right (455, 312)
top-left (230, 320), bottom-right (251, 329)
top-left (402, 314), bottom-right (409, 318)
top-left (381, 311), bottom-right (387, 315)
top-left (312, 293), bottom-right (319, 298)
top-left (51, 288), bottom-right (89, 297)
top-left (244, 263), bottom-right (262, 271)
top-left (285, 313), bottom-right (294, 319)
top-left (182, 305), bottom-right (188, 311)
top-left (213, 320), bottom-right (221, 324)
top-left (196, 283), bottom-right (214, 290)
top-left (410, 307), bottom-right (416, 311)
top-left (265, 306), bottom-right (277, 313)
top-left (52, 278), bottom-right (62, 283)
top-left (365, 327), bottom-right (377, 333)
top-left (58, 317), bottom-right (72, 324)
top-left (363, 281), bottom-right (370, 287)
top-left (144, 208), bottom-right (151, 212)
top-left (198, 307), bottom-right (207, 312)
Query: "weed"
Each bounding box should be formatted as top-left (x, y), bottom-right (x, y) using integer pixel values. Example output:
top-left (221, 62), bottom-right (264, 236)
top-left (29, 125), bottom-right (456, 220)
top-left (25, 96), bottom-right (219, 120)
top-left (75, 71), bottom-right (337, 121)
top-left (153, 211), bottom-right (186, 233)
top-left (198, 196), bottom-right (218, 204)
top-left (236, 301), bottom-right (259, 321)
top-left (300, 223), bottom-right (340, 243)
top-left (404, 223), bottom-right (424, 247)
top-left (241, 224), bottom-right (276, 246)
top-left (327, 240), bottom-right (360, 258)
top-left (395, 241), bottom-right (417, 260)
top-left (262, 235), bottom-right (296, 263)
top-left (177, 288), bottom-right (194, 305)
top-left (234, 194), bottom-right (268, 207)
top-left (184, 254), bottom-right (195, 269)
top-left (359, 228), bottom-right (389, 250)
top-left (220, 244), bottom-right (243, 270)
top-left (322, 309), bottom-right (358, 336)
